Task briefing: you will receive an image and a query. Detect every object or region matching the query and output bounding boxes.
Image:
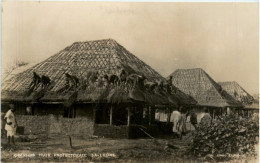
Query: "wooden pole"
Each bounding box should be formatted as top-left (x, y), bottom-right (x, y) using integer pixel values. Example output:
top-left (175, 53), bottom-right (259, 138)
top-left (167, 107), bottom-right (170, 124)
top-left (93, 107), bottom-right (96, 123)
top-left (110, 106), bottom-right (113, 125)
top-left (72, 107), bottom-right (75, 118)
top-left (127, 107), bottom-right (131, 126)
top-left (149, 106), bottom-right (152, 126)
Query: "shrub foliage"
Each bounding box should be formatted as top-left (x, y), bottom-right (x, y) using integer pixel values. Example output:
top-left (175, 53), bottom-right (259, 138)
top-left (190, 114), bottom-right (259, 159)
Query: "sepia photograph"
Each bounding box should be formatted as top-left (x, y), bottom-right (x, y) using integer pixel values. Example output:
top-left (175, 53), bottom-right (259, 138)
top-left (1, 1), bottom-right (259, 162)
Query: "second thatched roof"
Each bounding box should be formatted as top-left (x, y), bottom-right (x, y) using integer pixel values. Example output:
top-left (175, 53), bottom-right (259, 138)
top-left (219, 81), bottom-right (258, 110)
top-left (168, 68), bottom-right (242, 108)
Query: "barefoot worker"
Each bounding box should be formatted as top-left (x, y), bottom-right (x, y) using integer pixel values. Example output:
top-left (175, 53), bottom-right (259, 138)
top-left (4, 104), bottom-right (17, 145)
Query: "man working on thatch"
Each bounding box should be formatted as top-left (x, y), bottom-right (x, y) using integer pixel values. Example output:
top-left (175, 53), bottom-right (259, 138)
top-left (4, 104), bottom-right (17, 146)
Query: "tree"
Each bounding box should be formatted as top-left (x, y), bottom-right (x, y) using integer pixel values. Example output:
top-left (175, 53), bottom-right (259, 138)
top-left (3, 60), bottom-right (29, 80)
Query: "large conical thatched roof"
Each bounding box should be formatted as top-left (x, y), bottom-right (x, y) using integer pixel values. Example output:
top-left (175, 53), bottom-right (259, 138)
top-left (168, 68), bottom-right (242, 107)
top-left (2, 39), bottom-right (195, 106)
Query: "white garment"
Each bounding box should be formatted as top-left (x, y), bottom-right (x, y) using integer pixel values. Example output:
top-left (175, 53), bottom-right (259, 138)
top-left (7, 129), bottom-right (15, 137)
top-left (155, 112), bottom-right (160, 120)
top-left (227, 107), bottom-right (232, 115)
top-left (200, 113), bottom-right (212, 124)
top-left (196, 112), bottom-right (205, 124)
top-left (170, 111), bottom-right (181, 133)
top-left (4, 110), bottom-right (16, 132)
top-left (186, 115), bottom-right (191, 123)
top-left (155, 112), bottom-right (168, 122)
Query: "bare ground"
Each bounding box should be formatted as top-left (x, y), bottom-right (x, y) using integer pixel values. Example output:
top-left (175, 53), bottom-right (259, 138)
top-left (1, 132), bottom-right (258, 162)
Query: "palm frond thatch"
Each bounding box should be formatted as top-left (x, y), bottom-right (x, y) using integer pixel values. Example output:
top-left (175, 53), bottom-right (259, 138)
top-left (64, 91), bottom-right (78, 108)
top-left (107, 86), bottom-right (131, 104)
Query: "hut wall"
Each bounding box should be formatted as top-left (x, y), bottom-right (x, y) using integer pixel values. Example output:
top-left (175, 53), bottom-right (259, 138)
top-left (1, 103), bottom-right (63, 116)
top-left (76, 107), bottom-right (93, 117)
top-left (94, 124), bottom-right (127, 138)
top-left (16, 105), bottom-right (94, 136)
top-left (33, 104), bottom-right (63, 116)
top-left (1, 103), bottom-right (27, 115)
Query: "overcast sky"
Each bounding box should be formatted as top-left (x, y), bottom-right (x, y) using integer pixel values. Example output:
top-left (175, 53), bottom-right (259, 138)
top-left (2, 2), bottom-right (259, 95)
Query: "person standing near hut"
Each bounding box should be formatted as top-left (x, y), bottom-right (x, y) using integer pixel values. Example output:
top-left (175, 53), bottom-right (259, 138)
top-left (170, 108), bottom-right (186, 139)
top-left (4, 104), bottom-right (17, 146)
top-left (178, 110), bottom-right (187, 138)
top-left (25, 106), bottom-right (33, 115)
top-left (170, 109), bottom-right (180, 134)
top-left (189, 111), bottom-right (198, 130)
top-left (200, 109), bottom-right (212, 125)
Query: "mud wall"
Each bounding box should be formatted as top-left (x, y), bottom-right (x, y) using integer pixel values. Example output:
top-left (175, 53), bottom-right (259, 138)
top-left (16, 113), bottom-right (94, 136)
top-left (94, 124), bottom-right (128, 138)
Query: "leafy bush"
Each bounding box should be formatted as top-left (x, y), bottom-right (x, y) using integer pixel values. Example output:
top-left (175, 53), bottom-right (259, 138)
top-left (189, 114), bottom-right (259, 159)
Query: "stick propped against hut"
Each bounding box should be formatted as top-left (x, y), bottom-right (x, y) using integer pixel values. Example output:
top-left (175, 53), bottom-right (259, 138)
top-left (1, 39), bottom-right (196, 138)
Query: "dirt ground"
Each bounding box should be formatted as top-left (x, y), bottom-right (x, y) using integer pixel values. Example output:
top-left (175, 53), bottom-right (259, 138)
top-left (1, 132), bottom-right (258, 162)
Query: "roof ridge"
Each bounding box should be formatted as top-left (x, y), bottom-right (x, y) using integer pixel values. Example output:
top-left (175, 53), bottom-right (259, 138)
top-left (218, 81), bottom-right (237, 84)
top-left (72, 38), bottom-right (117, 45)
top-left (173, 68), bottom-right (203, 71)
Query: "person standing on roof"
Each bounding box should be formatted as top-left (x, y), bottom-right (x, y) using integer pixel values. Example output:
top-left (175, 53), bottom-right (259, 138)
top-left (4, 104), bottom-right (17, 146)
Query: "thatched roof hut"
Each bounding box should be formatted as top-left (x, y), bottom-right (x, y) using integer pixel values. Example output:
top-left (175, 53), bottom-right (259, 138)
top-left (219, 81), bottom-right (258, 110)
top-left (218, 81), bottom-right (254, 105)
top-left (1, 39), bottom-right (195, 106)
top-left (168, 68), bottom-right (242, 108)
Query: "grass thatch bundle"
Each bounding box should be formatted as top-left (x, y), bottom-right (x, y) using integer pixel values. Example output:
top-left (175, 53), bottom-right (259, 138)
top-left (107, 86), bottom-right (129, 104)
top-left (32, 91), bottom-right (45, 102)
top-left (25, 86), bottom-right (35, 97)
top-left (32, 85), bottom-right (51, 100)
top-left (64, 91), bottom-right (78, 108)
top-left (99, 86), bottom-right (111, 101)
top-left (129, 86), bottom-right (146, 102)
